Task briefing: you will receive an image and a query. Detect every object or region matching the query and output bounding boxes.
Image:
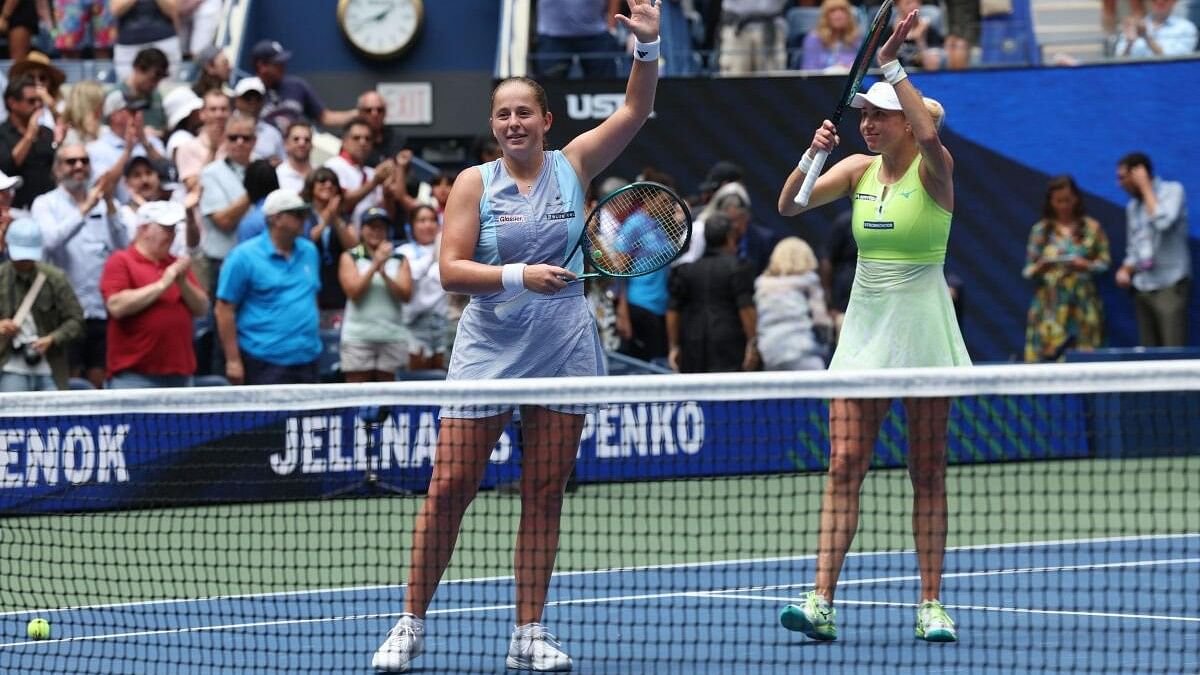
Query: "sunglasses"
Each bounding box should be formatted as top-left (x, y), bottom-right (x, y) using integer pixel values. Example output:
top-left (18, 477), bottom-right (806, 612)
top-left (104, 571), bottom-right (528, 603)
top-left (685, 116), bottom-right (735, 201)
top-left (63, 157), bottom-right (90, 166)
top-left (226, 134), bottom-right (255, 143)
top-left (359, 106), bottom-right (385, 114)
top-left (23, 97), bottom-right (42, 105)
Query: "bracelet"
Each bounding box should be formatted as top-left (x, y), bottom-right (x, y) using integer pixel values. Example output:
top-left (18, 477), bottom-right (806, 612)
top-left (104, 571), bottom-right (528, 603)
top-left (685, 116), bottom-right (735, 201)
top-left (797, 150), bottom-right (814, 174)
top-left (880, 59), bottom-right (907, 85)
top-left (501, 263), bottom-right (527, 292)
top-left (633, 36), bottom-right (660, 62)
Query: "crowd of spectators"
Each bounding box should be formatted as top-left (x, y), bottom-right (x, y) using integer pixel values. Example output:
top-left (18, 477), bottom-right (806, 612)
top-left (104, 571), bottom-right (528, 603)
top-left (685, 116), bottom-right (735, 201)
top-left (0, 3), bottom-right (1193, 391)
top-left (530, 0), bottom-right (1199, 77)
top-left (0, 33), bottom-right (457, 391)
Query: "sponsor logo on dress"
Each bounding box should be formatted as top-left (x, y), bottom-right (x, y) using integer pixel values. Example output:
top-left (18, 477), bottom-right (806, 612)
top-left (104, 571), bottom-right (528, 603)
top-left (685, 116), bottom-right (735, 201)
top-left (854, 193), bottom-right (877, 201)
top-left (545, 211), bottom-right (576, 221)
top-left (862, 220), bottom-right (895, 230)
top-left (497, 215), bottom-right (525, 223)
top-left (899, 189), bottom-right (916, 198)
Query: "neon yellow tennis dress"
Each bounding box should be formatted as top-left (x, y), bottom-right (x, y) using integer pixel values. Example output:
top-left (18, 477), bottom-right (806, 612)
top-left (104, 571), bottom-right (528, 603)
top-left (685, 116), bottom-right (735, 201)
top-left (828, 155), bottom-right (971, 370)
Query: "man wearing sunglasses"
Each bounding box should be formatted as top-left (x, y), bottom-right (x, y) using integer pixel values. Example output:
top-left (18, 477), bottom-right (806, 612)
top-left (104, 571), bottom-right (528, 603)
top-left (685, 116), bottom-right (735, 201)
top-left (198, 115), bottom-right (256, 290)
top-left (30, 143), bottom-right (125, 388)
top-left (357, 91), bottom-right (404, 168)
top-left (0, 75), bottom-right (56, 209)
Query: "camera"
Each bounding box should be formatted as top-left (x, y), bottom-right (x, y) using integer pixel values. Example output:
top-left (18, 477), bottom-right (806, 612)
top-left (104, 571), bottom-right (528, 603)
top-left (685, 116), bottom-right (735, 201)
top-left (14, 341), bottom-right (42, 367)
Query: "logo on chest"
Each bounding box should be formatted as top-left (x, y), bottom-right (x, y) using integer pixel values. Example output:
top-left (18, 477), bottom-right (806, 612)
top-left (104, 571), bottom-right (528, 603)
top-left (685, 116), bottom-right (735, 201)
top-left (496, 215), bottom-right (525, 223)
top-left (854, 193), bottom-right (877, 202)
top-left (545, 210), bottom-right (576, 221)
top-left (862, 221), bottom-right (895, 230)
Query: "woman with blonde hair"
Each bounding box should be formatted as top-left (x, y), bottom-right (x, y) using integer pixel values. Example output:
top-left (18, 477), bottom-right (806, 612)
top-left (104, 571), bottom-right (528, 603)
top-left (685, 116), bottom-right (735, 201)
top-left (755, 236), bottom-right (832, 370)
top-left (801, 0), bottom-right (863, 71)
top-left (61, 80), bottom-right (107, 146)
top-left (777, 8), bottom-right (968, 643)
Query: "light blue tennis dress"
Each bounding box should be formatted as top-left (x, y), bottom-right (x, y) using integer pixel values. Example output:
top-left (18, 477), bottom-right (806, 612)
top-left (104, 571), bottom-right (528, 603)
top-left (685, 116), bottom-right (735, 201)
top-left (442, 150), bottom-right (606, 419)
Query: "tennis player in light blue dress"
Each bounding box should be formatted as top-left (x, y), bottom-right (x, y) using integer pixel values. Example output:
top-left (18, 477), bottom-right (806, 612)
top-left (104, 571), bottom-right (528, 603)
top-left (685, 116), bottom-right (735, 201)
top-left (372, 2), bottom-right (664, 672)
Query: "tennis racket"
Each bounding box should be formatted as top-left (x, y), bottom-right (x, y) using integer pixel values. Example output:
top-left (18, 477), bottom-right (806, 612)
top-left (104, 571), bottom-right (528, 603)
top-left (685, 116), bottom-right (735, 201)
top-left (795, 0), bottom-right (895, 207)
top-left (494, 181), bottom-right (692, 320)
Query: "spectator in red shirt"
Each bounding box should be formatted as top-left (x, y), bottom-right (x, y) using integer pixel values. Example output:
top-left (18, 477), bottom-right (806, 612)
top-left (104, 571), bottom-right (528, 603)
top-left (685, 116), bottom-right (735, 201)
top-left (101, 200), bottom-right (209, 388)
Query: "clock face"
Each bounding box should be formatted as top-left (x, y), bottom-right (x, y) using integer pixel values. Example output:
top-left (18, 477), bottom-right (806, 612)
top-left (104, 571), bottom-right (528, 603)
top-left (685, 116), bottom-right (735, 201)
top-left (337, 0), bottom-right (424, 59)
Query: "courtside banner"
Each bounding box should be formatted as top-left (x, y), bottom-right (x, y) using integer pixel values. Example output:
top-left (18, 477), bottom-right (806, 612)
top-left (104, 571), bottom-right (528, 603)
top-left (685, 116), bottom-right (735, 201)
top-left (0, 396), bottom-right (1092, 515)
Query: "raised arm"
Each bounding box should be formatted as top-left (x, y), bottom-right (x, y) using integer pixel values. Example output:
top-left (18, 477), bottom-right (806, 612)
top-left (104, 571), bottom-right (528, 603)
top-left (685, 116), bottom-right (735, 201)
top-left (878, 9), bottom-right (953, 211)
top-left (778, 120), bottom-right (873, 217)
top-left (562, 0), bottom-right (660, 184)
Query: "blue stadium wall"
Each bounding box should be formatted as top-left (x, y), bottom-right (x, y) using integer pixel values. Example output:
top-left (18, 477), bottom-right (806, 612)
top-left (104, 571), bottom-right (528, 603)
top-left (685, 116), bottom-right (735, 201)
top-left (540, 58), bottom-right (1200, 362)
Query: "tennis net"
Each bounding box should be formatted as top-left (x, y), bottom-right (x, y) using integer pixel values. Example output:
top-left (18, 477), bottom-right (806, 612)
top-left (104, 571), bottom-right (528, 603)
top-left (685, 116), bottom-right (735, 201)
top-left (1, 361), bottom-right (1197, 673)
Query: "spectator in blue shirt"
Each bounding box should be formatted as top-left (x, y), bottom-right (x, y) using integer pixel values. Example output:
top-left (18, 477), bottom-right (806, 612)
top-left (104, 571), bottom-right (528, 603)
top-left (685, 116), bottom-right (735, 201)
top-left (250, 40), bottom-right (355, 133)
top-left (215, 188), bottom-right (321, 385)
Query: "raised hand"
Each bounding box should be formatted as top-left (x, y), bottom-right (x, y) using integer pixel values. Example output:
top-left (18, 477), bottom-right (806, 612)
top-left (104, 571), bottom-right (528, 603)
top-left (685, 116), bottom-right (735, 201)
top-left (615, 0), bottom-right (660, 44)
top-left (878, 8), bottom-right (920, 65)
top-left (811, 119), bottom-right (839, 155)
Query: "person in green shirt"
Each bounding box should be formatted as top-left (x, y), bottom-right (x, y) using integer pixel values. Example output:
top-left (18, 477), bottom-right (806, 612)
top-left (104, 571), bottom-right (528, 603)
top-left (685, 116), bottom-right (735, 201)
top-left (777, 7), bottom-right (969, 644)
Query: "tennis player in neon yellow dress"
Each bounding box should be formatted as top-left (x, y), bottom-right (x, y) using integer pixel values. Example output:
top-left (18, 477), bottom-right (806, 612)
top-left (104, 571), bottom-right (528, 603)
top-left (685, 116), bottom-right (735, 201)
top-left (776, 8), bottom-right (969, 644)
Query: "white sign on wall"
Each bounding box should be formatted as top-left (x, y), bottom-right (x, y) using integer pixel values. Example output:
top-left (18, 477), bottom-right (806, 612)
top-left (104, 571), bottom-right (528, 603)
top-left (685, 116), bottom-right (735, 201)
top-left (377, 82), bottom-right (433, 125)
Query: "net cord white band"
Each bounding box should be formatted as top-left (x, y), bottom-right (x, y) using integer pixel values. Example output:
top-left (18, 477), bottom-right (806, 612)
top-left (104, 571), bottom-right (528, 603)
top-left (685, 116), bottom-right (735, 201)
top-left (3, 361), bottom-right (1199, 415)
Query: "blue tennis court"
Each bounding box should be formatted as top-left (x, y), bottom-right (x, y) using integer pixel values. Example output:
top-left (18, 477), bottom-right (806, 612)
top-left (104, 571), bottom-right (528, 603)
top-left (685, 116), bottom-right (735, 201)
top-left (3, 533), bottom-right (1196, 673)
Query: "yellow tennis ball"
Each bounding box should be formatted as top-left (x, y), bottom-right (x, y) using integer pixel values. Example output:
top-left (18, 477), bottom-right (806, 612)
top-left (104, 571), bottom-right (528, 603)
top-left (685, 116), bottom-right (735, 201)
top-left (591, 249), bottom-right (603, 260)
top-left (26, 618), bottom-right (50, 640)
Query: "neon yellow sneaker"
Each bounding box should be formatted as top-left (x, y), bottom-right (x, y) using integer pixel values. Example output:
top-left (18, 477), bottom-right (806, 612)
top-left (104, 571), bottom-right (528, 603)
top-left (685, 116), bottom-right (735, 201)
top-left (915, 600), bottom-right (957, 642)
top-left (780, 591), bottom-right (837, 641)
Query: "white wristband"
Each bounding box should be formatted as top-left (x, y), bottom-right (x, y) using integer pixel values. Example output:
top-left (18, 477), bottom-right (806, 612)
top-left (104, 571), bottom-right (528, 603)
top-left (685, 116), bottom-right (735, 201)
top-left (797, 150), bottom-right (814, 174)
top-left (501, 263), bottom-right (527, 292)
top-left (881, 59), bottom-right (907, 85)
top-left (633, 36), bottom-right (660, 62)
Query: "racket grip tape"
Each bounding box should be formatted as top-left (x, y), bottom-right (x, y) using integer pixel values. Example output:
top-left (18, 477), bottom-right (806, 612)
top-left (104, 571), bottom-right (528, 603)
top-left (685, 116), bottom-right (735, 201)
top-left (794, 149), bottom-right (830, 207)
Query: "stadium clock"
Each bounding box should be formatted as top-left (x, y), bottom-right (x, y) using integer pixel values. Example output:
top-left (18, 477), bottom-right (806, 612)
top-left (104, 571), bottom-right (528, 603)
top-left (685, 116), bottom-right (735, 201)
top-left (336, 0), bottom-right (424, 60)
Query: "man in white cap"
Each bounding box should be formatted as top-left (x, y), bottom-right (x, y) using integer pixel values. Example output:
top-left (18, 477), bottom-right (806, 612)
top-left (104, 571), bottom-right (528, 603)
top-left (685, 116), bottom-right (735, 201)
top-left (233, 76), bottom-right (285, 165)
top-left (215, 188), bottom-right (321, 385)
top-left (31, 142), bottom-right (125, 388)
top-left (87, 88), bottom-right (166, 202)
top-left (101, 201), bottom-right (208, 389)
top-left (0, 217), bottom-right (84, 391)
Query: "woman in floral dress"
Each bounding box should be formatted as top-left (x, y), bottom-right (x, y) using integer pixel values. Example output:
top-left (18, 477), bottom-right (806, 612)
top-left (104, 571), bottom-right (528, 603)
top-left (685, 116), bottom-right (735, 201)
top-left (1023, 175), bottom-right (1110, 362)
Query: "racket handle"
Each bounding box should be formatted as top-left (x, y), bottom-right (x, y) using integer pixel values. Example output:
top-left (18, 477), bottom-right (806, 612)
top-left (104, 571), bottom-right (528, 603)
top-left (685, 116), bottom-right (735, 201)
top-left (794, 149), bottom-right (830, 207)
top-left (494, 289), bottom-right (536, 320)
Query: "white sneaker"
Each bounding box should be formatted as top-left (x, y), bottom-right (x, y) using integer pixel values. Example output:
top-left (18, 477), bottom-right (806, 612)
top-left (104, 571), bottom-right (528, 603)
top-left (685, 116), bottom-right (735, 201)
top-left (371, 614), bottom-right (425, 672)
top-left (505, 622), bottom-right (573, 671)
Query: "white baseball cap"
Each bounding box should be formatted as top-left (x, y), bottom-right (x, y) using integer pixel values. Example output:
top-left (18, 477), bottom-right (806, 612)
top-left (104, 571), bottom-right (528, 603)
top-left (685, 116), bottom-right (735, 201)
top-left (234, 77), bottom-right (266, 98)
top-left (0, 169), bottom-right (23, 192)
top-left (5, 217), bottom-right (43, 261)
top-left (137, 200), bottom-right (187, 228)
top-left (262, 189), bottom-right (309, 216)
top-left (163, 87), bottom-right (203, 130)
top-left (851, 81), bottom-right (903, 111)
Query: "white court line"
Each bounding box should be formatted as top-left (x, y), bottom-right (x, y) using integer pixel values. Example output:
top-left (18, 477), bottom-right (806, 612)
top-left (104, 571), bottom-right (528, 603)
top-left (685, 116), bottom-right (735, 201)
top-left (701, 557), bottom-right (1200, 595)
top-left (2, 532), bottom-right (1196, 618)
top-left (2, 557), bottom-right (1197, 649)
top-left (0, 588), bottom-right (718, 649)
top-left (711, 595), bottom-right (1200, 624)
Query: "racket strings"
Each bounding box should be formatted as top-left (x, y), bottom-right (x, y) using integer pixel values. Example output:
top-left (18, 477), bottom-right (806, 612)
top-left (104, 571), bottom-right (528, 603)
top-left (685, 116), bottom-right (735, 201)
top-left (586, 186), bottom-right (689, 276)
